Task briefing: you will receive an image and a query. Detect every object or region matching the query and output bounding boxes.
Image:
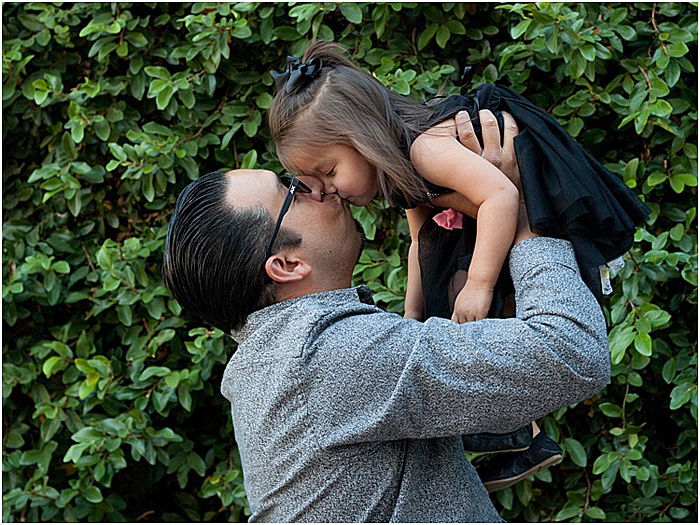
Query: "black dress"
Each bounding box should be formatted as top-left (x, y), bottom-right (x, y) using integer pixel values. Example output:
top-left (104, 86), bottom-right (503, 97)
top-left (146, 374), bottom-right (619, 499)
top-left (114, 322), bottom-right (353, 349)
top-left (396, 83), bottom-right (650, 316)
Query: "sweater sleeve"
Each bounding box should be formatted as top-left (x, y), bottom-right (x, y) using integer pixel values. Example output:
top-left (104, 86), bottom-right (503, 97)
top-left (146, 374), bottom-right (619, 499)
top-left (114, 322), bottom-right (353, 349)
top-left (305, 237), bottom-right (610, 445)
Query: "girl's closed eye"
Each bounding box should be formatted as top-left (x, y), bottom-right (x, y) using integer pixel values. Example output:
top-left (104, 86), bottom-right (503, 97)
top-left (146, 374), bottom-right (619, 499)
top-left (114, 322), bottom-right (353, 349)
top-left (324, 167), bottom-right (335, 178)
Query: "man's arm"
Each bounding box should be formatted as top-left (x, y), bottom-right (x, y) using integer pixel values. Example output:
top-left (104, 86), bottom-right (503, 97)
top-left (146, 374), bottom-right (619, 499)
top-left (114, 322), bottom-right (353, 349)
top-left (306, 237), bottom-right (610, 445)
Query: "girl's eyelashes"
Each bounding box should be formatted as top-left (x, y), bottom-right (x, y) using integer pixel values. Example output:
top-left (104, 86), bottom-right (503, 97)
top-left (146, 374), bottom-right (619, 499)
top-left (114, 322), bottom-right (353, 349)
top-left (324, 167), bottom-right (335, 178)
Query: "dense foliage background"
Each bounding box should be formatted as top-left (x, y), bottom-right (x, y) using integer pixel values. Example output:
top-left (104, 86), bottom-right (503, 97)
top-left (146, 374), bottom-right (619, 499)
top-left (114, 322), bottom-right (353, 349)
top-left (2, 2), bottom-right (697, 522)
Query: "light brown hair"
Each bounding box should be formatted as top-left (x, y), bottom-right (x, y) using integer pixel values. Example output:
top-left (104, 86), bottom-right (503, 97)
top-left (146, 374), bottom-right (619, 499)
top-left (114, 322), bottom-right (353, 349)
top-left (268, 40), bottom-right (434, 206)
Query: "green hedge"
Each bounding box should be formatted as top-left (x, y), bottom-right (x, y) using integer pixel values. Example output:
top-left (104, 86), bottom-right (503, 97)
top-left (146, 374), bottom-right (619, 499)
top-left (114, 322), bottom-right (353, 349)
top-left (2, 2), bottom-right (697, 522)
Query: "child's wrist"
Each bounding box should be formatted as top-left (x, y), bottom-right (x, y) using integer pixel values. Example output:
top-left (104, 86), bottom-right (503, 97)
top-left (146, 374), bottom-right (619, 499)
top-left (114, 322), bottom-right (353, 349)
top-left (404, 309), bottom-right (424, 320)
top-left (463, 277), bottom-right (495, 292)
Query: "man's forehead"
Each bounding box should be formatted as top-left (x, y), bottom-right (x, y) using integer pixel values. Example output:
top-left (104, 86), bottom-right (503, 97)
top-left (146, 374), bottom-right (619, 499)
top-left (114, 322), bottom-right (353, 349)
top-left (223, 169), bottom-right (279, 209)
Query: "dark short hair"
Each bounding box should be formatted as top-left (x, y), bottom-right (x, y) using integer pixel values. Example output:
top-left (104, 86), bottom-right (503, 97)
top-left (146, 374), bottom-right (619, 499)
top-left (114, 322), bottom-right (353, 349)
top-left (162, 169), bottom-right (301, 334)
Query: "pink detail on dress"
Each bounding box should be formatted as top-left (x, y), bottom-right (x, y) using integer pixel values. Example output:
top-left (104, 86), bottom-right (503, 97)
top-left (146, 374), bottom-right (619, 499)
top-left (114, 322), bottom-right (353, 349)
top-left (432, 208), bottom-right (463, 230)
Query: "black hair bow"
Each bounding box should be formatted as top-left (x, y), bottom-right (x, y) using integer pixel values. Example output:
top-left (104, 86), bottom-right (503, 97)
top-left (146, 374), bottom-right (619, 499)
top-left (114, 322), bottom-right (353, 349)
top-left (271, 56), bottom-right (323, 94)
top-left (460, 65), bottom-right (476, 95)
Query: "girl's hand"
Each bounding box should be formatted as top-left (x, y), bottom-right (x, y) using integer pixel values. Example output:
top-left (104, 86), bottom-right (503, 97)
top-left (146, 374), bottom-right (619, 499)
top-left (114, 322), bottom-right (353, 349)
top-left (451, 280), bottom-right (494, 323)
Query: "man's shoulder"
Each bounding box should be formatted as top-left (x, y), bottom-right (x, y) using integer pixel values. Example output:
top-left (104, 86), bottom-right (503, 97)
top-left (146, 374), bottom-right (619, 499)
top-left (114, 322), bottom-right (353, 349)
top-left (220, 287), bottom-right (406, 400)
top-left (230, 287), bottom-right (393, 357)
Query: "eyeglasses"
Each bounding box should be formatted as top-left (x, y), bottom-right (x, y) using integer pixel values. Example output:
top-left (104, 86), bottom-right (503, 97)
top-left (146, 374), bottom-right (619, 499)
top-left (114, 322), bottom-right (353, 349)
top-left (266, 174), bottom-right (312, 258)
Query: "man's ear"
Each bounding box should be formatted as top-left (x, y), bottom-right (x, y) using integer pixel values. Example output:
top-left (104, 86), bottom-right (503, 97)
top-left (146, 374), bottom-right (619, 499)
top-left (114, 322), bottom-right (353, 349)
top-left (264, 252), bottom-right (311, 283)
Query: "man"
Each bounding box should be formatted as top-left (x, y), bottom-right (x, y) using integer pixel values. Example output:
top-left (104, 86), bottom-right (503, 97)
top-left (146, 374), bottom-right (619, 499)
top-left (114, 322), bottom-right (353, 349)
top-left (163, 111), bottom-right (610, 522)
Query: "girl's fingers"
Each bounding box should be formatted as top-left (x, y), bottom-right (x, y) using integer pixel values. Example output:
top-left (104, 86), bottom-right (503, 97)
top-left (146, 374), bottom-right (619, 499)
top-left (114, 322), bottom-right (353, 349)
top-left (479, 109), bottom-right (502, 169)
top-left (454, 111), bottom-right (481, 154)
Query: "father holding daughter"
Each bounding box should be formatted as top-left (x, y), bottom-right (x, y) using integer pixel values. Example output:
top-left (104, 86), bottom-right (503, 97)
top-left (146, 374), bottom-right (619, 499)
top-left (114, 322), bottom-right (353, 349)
top-left (163, 103), bottom-right (611, 520)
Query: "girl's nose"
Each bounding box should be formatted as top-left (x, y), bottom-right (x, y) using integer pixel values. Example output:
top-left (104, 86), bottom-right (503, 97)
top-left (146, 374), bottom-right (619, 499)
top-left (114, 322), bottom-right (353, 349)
top-left (296, 175), bottom-right (325, 202)
top-left (322, 181), bottom-right (337, 197)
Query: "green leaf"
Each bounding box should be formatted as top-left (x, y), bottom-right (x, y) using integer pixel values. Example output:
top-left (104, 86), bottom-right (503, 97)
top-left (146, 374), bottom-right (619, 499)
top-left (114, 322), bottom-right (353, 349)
top-left (668, 41), bottom-right (689, 57)
top-left (609, 324), bottom-right (634, 364)
top-left (83, 486), bottom-right (103, 504)
top-left (144, 66), bottom-right (171, 80)
top-left (71, 124), bottom-right (85, 144)
top-left (585, 506), bottom-right (606, 520)
top-left (609, 7), bottom-right (627, 24)
top-left (240, 150), bottom-right (257, 169)
top-left (93, 120), bottom-right (110, 142)
top-left (616, 25), bottom-right (636, 40)
top-left (670, 383), bottom-right (694, 409)
top-left (564, 437), bottom-right (587, 467)
top-left (117, 305), bottom-right (133, 326)
top-left (108, 143), bottom-right (127, 162)
top-left (126, 32), bottom-right (148, 48)
top-left (53, 261), bottom-right (70, 273)
top-left (418, 23), bottom-right (438, 50)
top-left (436, 25), bottom-right (450, 49)
top-left (255, 92), bottom-right (272, 109)
top-left (567, 117), bottom-right (583, 137)
top-left (555, 504), bottom-right (582, 521)
top-left (648, 99), bottom-right (673, 117)
top-left (599, 402), bottom-right (623, 417)
top-left (156, 85), bottom-right (176, 110)
top-left (665, 59), bottom-right (681, 87)
top-left (273, 26), bottom-right (301, 41)
top-left (580, 45), bottom-right (596, 61)
top-left (139, 366), bottom-right (171, 381)
top-left (511, 19), bottom-right (532, 39)
top-left (496, 487), bottom-right (513, 510)
top-left (42, 356), bottom-right (63, 377)
top-left (165, 371), bottom-right (180, 389)
top-left (634, 331), bottom-right (652, 356)
top-left (339, 3), bottom-right (363, 24)
top-left (179, 89), bottom-right (195, 109)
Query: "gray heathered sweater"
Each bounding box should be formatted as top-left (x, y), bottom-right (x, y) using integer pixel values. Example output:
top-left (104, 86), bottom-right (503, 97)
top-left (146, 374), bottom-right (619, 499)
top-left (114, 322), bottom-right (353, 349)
top-left (221, 237), bottom-right (610, 522)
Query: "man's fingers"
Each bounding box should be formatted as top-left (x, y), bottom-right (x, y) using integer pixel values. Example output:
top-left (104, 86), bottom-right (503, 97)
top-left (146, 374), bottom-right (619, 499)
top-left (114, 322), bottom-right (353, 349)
top-left (502, 111), bottom-right (519, 143)
top-left (479, 109), bottom-right (501, 169)
top-left (454, 111), bottom-right (481, 154)
top-left (500, 111), bottom-right (522, 192)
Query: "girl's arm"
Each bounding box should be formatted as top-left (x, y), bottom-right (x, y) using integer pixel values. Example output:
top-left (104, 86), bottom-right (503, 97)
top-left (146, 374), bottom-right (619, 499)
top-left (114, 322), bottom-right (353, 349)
top-left (404, 205), bottom-right (433, 320)
top-left (410, 123), bottom-right (520, 323)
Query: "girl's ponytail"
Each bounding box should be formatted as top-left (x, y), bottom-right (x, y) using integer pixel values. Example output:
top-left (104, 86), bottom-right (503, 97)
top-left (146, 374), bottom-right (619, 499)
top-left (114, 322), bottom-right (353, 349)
top-left (301, 40), bottom-right (357, 70)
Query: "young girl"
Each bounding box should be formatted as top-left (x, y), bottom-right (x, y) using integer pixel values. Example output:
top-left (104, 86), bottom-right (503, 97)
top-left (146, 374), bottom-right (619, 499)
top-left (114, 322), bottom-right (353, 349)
top-left (267, 41), bottom-right (649, 490)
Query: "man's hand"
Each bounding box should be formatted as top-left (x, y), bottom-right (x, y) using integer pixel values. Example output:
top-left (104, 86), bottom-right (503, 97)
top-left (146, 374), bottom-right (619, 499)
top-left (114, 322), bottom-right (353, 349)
top-left (454, 110), bottom-right (521, 190)
top-left (454, 110), bottom-right (537, 245)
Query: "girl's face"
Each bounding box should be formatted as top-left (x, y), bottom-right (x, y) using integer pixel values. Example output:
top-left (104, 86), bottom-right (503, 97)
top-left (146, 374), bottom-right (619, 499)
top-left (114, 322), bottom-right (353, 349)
top-left (288, 144), bottom-right (379, 207)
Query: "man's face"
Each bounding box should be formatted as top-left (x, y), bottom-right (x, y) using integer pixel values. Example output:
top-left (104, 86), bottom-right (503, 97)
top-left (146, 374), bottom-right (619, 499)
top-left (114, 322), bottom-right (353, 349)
top-left (224, 169), bottom-right (363, 279)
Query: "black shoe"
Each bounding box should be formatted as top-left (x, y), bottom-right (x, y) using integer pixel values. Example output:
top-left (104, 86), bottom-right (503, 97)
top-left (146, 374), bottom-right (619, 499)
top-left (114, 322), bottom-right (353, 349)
top-left (462, 424), bottom-right (533, 454)
top-left (476, 432), bottom-right (563, 492)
